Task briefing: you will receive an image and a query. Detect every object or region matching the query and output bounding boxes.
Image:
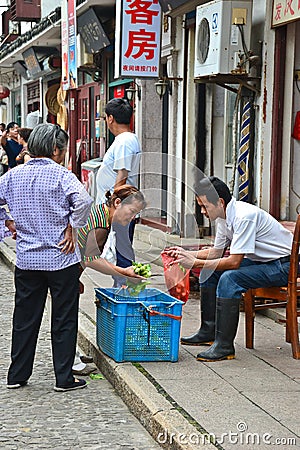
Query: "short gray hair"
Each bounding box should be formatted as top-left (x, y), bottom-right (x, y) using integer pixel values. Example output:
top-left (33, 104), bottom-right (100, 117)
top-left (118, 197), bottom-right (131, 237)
top-left (27, 124), bottom-right (69, 157)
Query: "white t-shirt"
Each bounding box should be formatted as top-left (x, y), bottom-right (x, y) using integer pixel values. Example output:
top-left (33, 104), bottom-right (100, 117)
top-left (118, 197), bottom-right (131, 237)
top-left (214, 198), bottom-right (293, 262)
top-left (96, 132), bottom-right (141, 203)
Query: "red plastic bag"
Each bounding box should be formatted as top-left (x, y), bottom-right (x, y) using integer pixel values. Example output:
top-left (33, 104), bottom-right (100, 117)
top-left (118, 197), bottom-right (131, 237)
top-left (161, 251), bottom-right (190, 303)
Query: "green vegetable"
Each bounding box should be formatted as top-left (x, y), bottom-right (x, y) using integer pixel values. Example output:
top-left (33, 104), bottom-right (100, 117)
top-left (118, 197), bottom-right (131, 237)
top-left (126, 262), bottom-right (152, 296)
top-left (178, 263), bottom-right (186, 274)
top-left (132, 261), bottom-right (152, 278)
top-left (89, 373), bottom-right (104, 380)
top-left (126, 280), bottom-right (151, 296)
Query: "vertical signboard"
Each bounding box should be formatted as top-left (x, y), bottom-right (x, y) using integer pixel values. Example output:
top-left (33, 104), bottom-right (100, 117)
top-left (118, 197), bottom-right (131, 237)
top-left (61, 0), bottom-right (77, 90)
top-left (68, 0), bottom-right (77, 88)
top-left (115, 0), bottom-right (161, 78)
top-left (61, 0), bottom-right (69, 90)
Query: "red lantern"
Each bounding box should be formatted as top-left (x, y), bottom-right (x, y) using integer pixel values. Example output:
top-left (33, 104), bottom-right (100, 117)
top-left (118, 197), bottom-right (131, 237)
top-left (0, 85), bottom-right (10, 99)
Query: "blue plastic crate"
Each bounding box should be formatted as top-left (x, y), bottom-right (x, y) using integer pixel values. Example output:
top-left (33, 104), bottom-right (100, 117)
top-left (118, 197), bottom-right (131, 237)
top-left (95, 287), bottom-right (183, 362)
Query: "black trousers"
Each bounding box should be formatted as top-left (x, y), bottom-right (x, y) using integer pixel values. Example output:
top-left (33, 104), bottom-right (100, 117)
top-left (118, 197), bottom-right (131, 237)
top-left (8, 264), bottom-right (80, 387)
top-left (112, 219), bottom-right (136, 287)
top-left (114, 219), bottom-right (136, 268)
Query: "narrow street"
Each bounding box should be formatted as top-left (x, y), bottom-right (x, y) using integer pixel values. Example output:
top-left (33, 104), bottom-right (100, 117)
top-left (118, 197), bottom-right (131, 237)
top-left (0, 259), bottom-right (161, 450)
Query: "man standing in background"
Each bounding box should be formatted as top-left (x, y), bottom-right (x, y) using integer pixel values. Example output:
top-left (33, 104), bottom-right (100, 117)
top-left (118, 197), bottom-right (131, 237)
top-left (0, 123), bottom-right (7, 175)
top-left (96, 98), bottom-right (141, 286)
top-left (0, 122), bottom-right (22, 169)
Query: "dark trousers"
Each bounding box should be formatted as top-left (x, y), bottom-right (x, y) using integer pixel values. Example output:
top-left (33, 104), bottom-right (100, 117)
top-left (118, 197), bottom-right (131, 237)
top-left (8, 264), bottom-right (80, 387)
top-left (112, 219), bottom-right (136, 288)
top-left (115, 219), bottom-right (136, 268)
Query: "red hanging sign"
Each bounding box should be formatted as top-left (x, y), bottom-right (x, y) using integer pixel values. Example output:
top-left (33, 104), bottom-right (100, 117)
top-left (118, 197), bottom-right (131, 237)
top-left (114, 86), bottom-right (125, 98)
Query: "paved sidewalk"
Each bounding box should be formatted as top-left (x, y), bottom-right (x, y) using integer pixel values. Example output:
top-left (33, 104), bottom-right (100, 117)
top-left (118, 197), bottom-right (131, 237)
top-left (1, 229), bottom-right (299, 450)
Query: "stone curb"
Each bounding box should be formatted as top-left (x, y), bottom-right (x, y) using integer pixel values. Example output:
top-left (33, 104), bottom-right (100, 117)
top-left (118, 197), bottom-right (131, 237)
top-left (77, 313), bottom-right (217, 450)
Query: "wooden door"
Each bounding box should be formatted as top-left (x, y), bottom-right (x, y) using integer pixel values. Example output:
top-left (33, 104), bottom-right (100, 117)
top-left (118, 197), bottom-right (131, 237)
top-left (77, 83), bottom-right (102, 163)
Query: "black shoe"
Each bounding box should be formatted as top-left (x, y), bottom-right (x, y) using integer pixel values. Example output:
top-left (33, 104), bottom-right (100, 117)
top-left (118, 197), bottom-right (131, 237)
top-left (181, 332), bottom-right (214, 346)
top-left (196, 342), bottom-right (235, 362)
top-left (7, 381), bottom-right (28, 389)
top-left (80, 355), bottom-right (93, 364)
top-left (196, 297), bottom-right (240, 362)
top-left (181, 287), bottom-right (216, 346)
top-left (54, 378), bottom-right (87, 392)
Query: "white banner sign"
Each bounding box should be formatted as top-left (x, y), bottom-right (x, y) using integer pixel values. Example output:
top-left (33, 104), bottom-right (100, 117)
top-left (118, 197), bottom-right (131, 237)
top-left (272, 0), bottom-right (300, 27)
top-left (115, 0), bottom-right (161, 78)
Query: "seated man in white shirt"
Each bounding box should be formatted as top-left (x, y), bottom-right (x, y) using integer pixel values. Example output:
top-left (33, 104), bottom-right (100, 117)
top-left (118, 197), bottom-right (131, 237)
top-left (167, 177), bottom-right (292, 362)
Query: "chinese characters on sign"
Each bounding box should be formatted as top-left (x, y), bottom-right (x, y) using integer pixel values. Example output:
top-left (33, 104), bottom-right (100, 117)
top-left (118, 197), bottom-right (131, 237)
top-left (115, 0), bottom-right (161, 78)
top-left (61, 0), bottom-right (77, 90)
top-left (22, 48), bottom-right (42, 77)
top-left (61, 0), bottom-right (69, 90)
top-left (272, 0), bottom-right (300, 27)
top-left (77, 8), bottom-right (110, 54)
top-left (68, 0), bottom-right (77, 89)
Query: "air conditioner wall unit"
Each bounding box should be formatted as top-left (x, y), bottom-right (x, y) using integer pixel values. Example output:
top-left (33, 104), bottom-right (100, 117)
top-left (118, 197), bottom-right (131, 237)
top-left (194, 0), bottom-right (252, 78)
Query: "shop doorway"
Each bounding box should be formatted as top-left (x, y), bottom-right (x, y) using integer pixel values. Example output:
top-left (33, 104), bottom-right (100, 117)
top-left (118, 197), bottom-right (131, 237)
top-left (77, 83), bottom-right (102, 163)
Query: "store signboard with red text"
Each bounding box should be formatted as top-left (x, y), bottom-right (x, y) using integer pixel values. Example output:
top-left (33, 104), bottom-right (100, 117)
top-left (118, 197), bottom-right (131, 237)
top-left (115, 0), bottom-right (161, 78)
top-left (272, 0), bottom-right (300, 27)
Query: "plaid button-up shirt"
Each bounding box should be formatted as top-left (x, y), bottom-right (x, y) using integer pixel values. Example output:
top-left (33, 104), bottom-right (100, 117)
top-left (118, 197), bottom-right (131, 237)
top-left (0, 158), bottom-right (93, 271)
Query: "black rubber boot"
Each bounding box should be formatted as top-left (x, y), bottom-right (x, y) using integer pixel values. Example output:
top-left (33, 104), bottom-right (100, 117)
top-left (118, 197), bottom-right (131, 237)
top-left (181, 287), bottom-right (216, 346)
top-left (196, 297), bottom-right (240, 361)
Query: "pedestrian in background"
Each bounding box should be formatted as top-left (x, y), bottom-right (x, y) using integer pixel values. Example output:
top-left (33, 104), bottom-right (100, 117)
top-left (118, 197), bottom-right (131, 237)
top-left (95, 98), bottom-right (141, 287)
top-left (0, 123), bottom-right (93, 392)
top-left (15, 127), bottom-right (33, 164)
top-left (0, 122), bottom-right (22, 169)
top-left (0, 122), bottom-right (7, 175)
top-left (168, 176), bottom-right (292, 362)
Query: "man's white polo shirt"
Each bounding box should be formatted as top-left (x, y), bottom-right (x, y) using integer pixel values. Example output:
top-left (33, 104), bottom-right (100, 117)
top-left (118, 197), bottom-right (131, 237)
top-left (214, 198), bottom-right (293, 262)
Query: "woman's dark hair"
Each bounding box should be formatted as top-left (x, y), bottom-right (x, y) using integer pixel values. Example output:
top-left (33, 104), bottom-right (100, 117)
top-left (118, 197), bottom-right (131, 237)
top-left (27, 124), bottom-right (69, 157)
top-left (6, 122), bottom-right (18, 133)
top-left (197, 176), bottom-right (232, 207)
top-left (105, 184), bottom-right (146, 209)
top-left (18, 127), bottom-right (32, 143)
top-left (105, 98), bottom-right (133, 125)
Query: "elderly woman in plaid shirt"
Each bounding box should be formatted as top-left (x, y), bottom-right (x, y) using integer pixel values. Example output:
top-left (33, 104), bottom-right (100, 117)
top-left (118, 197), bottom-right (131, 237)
top-left (0, 124), bottom-right (93, 392)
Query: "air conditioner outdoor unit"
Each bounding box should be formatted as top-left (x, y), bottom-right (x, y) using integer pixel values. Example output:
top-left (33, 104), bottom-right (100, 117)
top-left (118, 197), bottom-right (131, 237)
top-left (194, 0), bottom-right (252, 78)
